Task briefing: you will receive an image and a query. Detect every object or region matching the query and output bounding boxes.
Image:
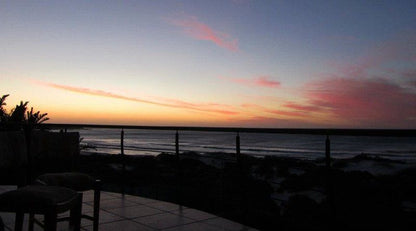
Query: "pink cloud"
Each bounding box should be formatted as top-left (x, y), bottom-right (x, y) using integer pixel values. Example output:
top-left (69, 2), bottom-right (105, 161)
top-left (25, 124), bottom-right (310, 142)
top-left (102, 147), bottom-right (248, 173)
top-left (265, 109), bottom-right (306, 117)
top-left (335, 33), bottom-right (416, 79)
top-left (155, 97), bottom-right (238, 115)
top-left (169, 16), bottom-right (238, 52)
top-left (241, 103), bottom-right (307, 118)
top-left (220, 76), bottom-right (280, 88)
top-left (229, 116), bottom-right (321, 128)
top-left (241, 32), bottom-right (416, 128)
top-left (400, 69), bottom-right (416, 79)
top-left (304, 78), bottom-right (416, 128)
top-left (34, 81), bottom-right (238, 115)
top-left (254, 76), bottom-right (281, 88)
top-left (241, 103), bottom-right (263, 109)
top-left (283, 102), bottom-right (321, 113)
top-left (294, 32), bottom-right (416, 128)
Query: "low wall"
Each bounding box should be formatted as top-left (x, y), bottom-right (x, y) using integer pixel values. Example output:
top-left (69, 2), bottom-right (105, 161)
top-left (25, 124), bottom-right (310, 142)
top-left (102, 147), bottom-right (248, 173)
top-left (0, 130), bottom-right (80, 180)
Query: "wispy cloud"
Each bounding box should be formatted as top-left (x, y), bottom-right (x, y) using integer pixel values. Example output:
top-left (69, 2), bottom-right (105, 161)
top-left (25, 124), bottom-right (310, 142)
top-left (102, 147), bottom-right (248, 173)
top-left (402, 70), bottom-right (416, 79)
top-left (282, 102), bottom-right (321, 113)
top-left (265, 109), bottom-right (307, 117)
top-left (229, 115), bottom-right (320, 128)
top-left (288, 31), bottom-right (416, 128)
top-left (220, 76), bottom-right (281, 88)
top-left (236, 32), bottom-right (416, 128)
top-left (241, 103), bottom-right (307, 118)
top-left (334, 32), bottom-right (416, 79)
top-left (303, 77), bottom-right (416, 127)
top-left (35, 81), bottom-right (238, 115)
top-left (169, 16), bottom-right (238, 52)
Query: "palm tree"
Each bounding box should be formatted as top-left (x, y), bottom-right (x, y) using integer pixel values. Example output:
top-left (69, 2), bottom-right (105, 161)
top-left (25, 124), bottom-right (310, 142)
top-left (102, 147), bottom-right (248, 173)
top-left (0, 94), bottom-right (9, 123)
top-left (26, 107), bottom-right (49, 126)
top-left (0, 94), bottom-right (49, 130)
top-left (9, 101), bottom-right (29, 124)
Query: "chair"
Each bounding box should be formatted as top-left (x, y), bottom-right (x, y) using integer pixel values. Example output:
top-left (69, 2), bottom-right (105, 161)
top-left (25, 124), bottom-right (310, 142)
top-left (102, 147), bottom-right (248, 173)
top-left (0, 131), bottom-right (82, 231)
top-left (0, 185), bottom-right (82, 231)
top-left (34, 173), bottom-right (101, 231)
top-left (30, 131), bottom-right (101, 231)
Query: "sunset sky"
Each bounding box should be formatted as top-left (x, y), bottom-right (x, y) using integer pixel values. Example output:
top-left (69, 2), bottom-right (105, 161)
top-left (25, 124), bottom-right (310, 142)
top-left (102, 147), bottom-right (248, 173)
top-left (1, 0), bottom-right (415, 128)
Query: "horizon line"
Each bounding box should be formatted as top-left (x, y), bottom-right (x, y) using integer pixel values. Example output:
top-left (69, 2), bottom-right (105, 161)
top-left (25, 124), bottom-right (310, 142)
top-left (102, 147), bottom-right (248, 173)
top-left (40, 123), bottom-right (416, 137)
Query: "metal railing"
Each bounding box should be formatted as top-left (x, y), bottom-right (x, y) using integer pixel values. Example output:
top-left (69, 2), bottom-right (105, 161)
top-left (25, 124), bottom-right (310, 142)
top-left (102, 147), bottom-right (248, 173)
top-left (42, 123), bottom-right (416, 165)
top-left (40, 123), bottom-right (416, 229)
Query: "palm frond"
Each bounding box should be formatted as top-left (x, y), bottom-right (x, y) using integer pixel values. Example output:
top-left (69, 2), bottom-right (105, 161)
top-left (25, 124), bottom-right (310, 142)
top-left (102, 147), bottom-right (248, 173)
top-left (0, 94), bottom-right (10, 122)
top-left (10, 101), bottom-right (28, 123)
top-left (26, 107), bottom-right (49, 125)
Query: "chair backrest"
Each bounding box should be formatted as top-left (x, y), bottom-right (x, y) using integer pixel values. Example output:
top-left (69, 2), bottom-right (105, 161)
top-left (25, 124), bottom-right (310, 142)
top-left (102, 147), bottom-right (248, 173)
top-left (0, 130), bottom-right (80, 185)
top-left (0, 131), bottom-right (28, 186)
top-left (31, 131), bottom-right (80, 175)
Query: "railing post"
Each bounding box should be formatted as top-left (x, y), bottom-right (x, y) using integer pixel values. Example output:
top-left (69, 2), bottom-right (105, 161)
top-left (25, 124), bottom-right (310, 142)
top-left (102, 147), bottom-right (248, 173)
top-left (175, 130), bottom-right (182, 205)
top-left (236, 132), bottom-right (240, 161)
top-left (325, 134), bottom-right (335, 226)
top-left (325, 135), bottom-right (330, 169)
top-left (175, 130), bottom-right (179, 158)
top-left (121, 128), bottom-right (125, 195)
top-left (121, 128), bottom-right (124, 156)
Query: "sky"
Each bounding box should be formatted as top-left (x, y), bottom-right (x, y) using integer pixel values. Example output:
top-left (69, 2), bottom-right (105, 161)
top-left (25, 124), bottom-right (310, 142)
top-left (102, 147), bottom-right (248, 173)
top-left (1, 0), bottom-right (415, 128)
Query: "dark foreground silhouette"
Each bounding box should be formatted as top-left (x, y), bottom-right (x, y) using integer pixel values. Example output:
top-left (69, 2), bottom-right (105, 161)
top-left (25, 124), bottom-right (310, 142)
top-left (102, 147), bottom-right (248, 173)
top-left (51, 152), bottom-right (414, 231)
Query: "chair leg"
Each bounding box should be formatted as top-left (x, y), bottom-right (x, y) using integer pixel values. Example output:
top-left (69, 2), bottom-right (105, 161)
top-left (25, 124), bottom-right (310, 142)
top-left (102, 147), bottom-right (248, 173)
top-left (14, 212), bottom-right (24, 231)
top-left (0, 216), bottom-right (4, 231)
top-left (28, 213), bottom-right (35, 231)
top-left (69, 193), bottom-right (82, 231)
top-left (44, 211), bottom-right (57, 231)
top-left (93, 180), bottom-right (101, 231)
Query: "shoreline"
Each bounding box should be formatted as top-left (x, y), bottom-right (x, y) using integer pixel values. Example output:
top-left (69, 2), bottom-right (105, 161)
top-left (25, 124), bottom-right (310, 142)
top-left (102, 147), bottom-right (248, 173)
top-left (81, 150), bottom-right (416, 173)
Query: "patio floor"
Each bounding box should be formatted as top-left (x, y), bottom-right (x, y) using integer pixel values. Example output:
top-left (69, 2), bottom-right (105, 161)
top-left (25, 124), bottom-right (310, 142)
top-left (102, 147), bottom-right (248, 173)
top-left (0, 185), bottom-right (258, 231)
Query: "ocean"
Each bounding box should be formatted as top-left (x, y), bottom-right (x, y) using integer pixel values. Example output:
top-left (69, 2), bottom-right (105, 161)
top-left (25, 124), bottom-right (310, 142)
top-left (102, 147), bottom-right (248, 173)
top-left (75, 128), bottom-right (416, 162)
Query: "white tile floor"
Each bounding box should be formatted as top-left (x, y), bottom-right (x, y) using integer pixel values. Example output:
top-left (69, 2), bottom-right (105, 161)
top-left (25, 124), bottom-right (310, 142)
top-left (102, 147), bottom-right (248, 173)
top-left (0, 186), bottom-right (258, 231)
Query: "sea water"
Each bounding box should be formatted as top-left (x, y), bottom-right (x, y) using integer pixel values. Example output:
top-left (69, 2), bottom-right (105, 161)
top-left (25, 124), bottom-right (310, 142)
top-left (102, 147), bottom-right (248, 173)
top-left (76, 128), bottom-right (416, 162)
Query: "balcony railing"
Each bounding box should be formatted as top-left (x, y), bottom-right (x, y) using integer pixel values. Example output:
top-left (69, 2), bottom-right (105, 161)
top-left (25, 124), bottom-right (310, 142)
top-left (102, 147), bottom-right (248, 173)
top-left (42, 123), bottom-right (416, 165)
top-left (37, 123), bottom-right (416, 230)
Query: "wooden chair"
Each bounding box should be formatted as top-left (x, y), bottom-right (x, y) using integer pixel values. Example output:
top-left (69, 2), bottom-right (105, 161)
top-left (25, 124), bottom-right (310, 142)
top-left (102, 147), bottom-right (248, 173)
top-left (34, 173), bottom-right (100, 231)
top-left (30, 131), bottom-right (101, 231)
top-left (0, 185), bottom-right (82, 231)
top-left (0, 131), bottom-right (82, 231)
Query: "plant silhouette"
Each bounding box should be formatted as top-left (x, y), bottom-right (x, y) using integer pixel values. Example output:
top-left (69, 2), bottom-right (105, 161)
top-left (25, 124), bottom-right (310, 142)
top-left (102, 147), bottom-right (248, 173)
top-left (26, 107), bottom-right (49, 126)
top-left (0, 94), bottom-right (9, 123)
top-left (0, 94), bottom-right (49, 131)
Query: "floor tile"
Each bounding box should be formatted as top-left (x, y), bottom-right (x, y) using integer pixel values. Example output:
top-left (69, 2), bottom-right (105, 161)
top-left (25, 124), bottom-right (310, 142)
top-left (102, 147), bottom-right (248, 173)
top-left (103, 191), bottom-right (123, 198)
top-left (83, 191), bottom-right (120, 203)
top-left (171, 208), bottom-right (216, 221)
top-left (105, 205), bottom-right (162, 219)
top-left (89, 197), bottom-right (137, 209)
top-left (147, 201), bottom-right (184, 212)
top-left (0, 186), bottom-right (255, 231)
top-left (22, 219), bottom-right (71, 231)
top-left (203, 217), bottom-right (252, 231)
top-left (81, 203), bottom-right (94, 214)
top-left (134, 212), bottom-right (194, 229)
top-left (83, 220), bottom-right (155, 231)
top-left (122, 195), bottom-right (160, 205)
top-left (81, 210), bottom-right (123, 227)
top-left (162, 222), bottom-right (219, 231)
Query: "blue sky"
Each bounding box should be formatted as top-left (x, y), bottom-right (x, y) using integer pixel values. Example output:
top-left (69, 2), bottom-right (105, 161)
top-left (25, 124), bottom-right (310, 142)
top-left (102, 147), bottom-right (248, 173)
top-left (1, 0), bottom-right (415, 128)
